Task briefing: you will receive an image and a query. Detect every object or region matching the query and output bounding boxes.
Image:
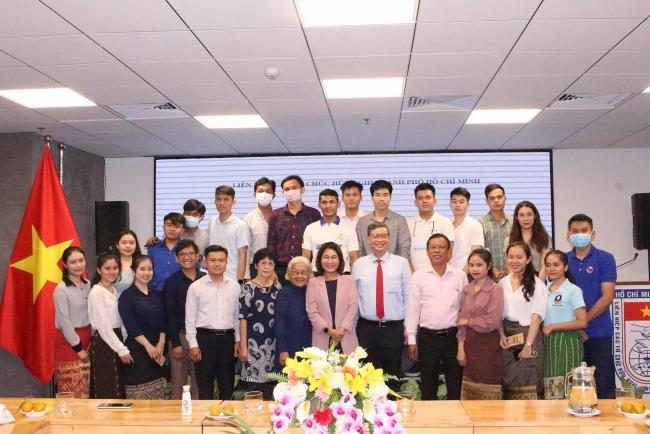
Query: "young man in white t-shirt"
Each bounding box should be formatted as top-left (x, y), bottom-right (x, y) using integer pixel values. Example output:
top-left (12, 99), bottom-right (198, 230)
top-left (449, 187), bottom-right (484, 273)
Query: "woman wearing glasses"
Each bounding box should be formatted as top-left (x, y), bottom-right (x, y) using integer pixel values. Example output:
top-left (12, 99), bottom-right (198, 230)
top-left (275, 256), bottom-right (313, 368)
top-left (238, 248), bottom-right (283, 400)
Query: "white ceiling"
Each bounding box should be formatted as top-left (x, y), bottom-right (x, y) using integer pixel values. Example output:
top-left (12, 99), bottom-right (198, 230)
top-left (0, 0), bottom-right (649, 157)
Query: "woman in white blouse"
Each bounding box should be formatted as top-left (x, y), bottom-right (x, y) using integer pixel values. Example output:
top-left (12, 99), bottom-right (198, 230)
top-left (499, 241), bottom-right (548, 400)
top-left (53, 246), bottom-right (91, 398)
top-left (88, 253), bottom-right (133, 399)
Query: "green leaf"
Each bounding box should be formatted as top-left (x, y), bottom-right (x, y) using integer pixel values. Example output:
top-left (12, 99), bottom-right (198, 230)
top-left (264, 372), bottom-right (289, 382)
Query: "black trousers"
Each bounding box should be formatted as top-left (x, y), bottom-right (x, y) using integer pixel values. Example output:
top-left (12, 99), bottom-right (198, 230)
top-left (356, 319), bottom-right (403, 391)
top-left (274, 262), bottom-right (289, 286)
top-left (418, 327), bottom-right (462, 400)
top-left (583, 336), bottom-right (615, 399)
top-left (195, 330), bottom-right (236, 400)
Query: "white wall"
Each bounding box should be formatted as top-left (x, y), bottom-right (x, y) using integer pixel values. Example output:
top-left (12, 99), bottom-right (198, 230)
top-left (105, 157), bottom-right (154, 250)
top-left (103, 150), bottom-right (650, 282)
top-left (553, 148), bottom-right (650, 282)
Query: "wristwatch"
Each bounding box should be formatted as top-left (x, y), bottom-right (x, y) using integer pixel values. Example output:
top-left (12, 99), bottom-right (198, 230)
top-left (526, 342), bottom-right (532, 346)
top-left (323, 327), bottom-right (330, 334)
top-left (237, 279), bottom-right (244, 284)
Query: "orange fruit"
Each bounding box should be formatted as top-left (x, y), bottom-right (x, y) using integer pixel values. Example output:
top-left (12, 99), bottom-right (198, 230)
top-left (222, 404), bottom-right (234, 414)
top-left (634, 403), bottom-right (646, 414)
top-left (33, 402), bottom-right (46, 412)
top-left (208, 404), bottom-right (222, 416)
top-left (21, 401), bottom-right (33, 412)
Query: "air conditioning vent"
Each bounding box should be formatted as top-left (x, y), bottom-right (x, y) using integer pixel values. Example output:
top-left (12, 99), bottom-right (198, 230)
top-left (103, 103), bottom-right (190, 119)
top-left (402, 95), bottom-right (478, 112)
top-left (548, 93), bottom-right (634, 109)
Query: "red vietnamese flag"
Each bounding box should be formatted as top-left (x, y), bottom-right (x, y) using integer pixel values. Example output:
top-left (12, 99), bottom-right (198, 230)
top-left (0, 145), bottom-right (81, 384)
top-left (624, 302), bottom-right (650, 322)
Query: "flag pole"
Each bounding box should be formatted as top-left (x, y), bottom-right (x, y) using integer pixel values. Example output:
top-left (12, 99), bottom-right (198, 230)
top-left (57, 142), bottom-right (65, 187)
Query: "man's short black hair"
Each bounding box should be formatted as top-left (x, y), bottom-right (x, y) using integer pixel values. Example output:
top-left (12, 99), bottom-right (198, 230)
top-left (254, 177), bottom-right (276, 193)
top-left (370, 179), bottom-right (392, 195)
top-left (215, 185), bottom-right (236, 198)
top-left (164, 212), bottom-right (185, 226)
top-left (183, 199), bottom-right (206, 216)
top-left (450, 187), bottom-right (471, 201)
top-left (427, 233), bottom-right (451, 249)
top-left (414, 182), bottom-right (436, 198)
top-left (484, 184), bottom-right (505, 198)
top-left (340, 180), bottom-right (363, 193)
top-left (281, 175), bottom-right (305, 189)
top-left (204, 244), bottom-right (228, 258)
top-left (319, 189), bottom-right (339, 202)
top-left (568, 213), bottom-right (594, 230)
top-left (176, 239), bottom-right (199, 254)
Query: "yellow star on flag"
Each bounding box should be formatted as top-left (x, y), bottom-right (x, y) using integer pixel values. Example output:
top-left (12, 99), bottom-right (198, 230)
top-left (9, 226), bottom-right (73, 303)
top-left (641, 305), bottom-right (650, 317)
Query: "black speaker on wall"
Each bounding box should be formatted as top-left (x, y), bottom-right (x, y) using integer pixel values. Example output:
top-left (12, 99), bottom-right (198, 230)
top-left (632, 193), bottom-right (650, 250)
top-left (95, 201), bottom-right (129, 255)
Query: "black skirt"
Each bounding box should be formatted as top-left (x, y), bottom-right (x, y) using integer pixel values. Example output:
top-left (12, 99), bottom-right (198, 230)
top-left (89, 328), bottom-right (125, 399)
top-left (122, 329), bottom-right (165, 386)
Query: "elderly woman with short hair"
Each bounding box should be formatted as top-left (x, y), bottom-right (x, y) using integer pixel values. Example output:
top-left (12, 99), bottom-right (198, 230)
top-left (275, 255), bottom-right (313, 368)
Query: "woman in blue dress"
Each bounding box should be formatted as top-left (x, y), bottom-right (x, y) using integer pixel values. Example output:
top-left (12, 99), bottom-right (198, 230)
top-left (238, 248), bottom-right (283, 400)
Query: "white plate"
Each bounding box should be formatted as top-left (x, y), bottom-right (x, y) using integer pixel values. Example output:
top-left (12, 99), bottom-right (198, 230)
top-left (204, 412), bottom-right (233, 420)
top-left (618, 408), bottom-right (650, 418)
top-left (20, 408), bottom-right (50, 418)
top-left (566, 408), bottom-right (601, 418)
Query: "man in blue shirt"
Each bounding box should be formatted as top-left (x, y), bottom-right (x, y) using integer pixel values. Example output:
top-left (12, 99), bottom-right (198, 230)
top-left (148, 212), bottom-right (185, 291)
top-left (567, 214), bottom-right (617, 398)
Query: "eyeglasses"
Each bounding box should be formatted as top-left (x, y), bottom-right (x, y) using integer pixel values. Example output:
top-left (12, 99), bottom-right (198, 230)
top-left (257, 260), bottom-right (275, 267)
top-left (177, 251), bottom-right (197, 258)
top-left (370, 233), bottom-right (389, 240)
top-left (290, 270), bottom-right (309, 276)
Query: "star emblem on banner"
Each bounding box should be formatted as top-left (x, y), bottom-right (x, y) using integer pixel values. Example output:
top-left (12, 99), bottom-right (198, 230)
top-left (641, 305), bottom-right (650, 318)
top-left (9, 226), bottom-right (73, 303)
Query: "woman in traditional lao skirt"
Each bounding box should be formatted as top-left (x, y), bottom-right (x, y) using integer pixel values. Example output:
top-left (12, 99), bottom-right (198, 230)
top-left (542, 250), bottom-right (587, 399)
top-left (499, 242), bottom-right (548, 400)
top-left (53, 247), bottom-right (91, 398)
top-left (88, 253), bottom-right (133, 398)
top-left (118, 255), bottom-right (166, 399)
top-left (456, 249), bottom-right (504, 400)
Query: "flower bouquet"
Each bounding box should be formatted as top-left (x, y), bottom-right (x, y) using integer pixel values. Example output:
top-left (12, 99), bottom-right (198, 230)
top-left (265, 345), bottom-right (405, 434)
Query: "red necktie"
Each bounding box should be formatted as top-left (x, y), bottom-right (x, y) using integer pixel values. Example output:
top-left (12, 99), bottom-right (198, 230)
top-left (376, 258), bottom-right (384, 319)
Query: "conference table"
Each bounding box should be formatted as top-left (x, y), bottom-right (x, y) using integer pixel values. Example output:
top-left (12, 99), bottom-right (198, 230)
top-left (2, 399), bottom-right (648, 434)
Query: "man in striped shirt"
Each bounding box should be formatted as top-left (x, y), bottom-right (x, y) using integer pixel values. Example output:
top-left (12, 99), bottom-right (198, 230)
top-left (477, 184), bottom-right (512, 282)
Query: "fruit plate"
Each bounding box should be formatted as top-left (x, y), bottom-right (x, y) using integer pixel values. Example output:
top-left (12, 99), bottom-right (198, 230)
top-left (566, 408), bottom-right (601, 418)
top-left (618, 408), bottom-right (650, 419)
top-left (204, 412), bottom-right (233, 421)
top-left (20, 408), bottom-right (50, 418)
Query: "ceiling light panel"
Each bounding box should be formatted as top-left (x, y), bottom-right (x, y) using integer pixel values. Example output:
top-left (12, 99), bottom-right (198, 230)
top-left (195, 115), bottom-right (269, 129)
top-left (323, 78), bottom-right (404, 99)
top-left (295, 0), bottom-right (418, 27)
top-left (0, 88), bottom-right (96, 108)
top-left (466, 109), bottom-right (540, 124)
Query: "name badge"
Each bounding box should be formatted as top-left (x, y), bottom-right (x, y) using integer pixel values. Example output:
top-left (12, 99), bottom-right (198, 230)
top-left (413, 243), bottom-right (427, 250)
top-left (506, 333), bottom-right (524, 347)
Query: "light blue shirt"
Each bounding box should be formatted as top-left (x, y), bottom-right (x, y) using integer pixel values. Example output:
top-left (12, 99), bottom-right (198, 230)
top-left (544, 279), bottom-right (586, 327)
top-left (353, 252), bottom-right (411, 321)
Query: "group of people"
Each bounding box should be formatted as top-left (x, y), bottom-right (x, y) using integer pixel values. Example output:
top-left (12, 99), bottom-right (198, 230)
top-left (51, 175), bottom-right (617, 402)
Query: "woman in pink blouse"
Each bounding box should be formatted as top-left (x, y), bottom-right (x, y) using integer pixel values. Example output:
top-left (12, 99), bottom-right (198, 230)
top-left (456, 249), bottom-right (504, 400)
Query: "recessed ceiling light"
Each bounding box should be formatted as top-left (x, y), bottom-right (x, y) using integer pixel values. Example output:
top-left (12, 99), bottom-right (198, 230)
top-left (0, 88), bottom-right (95, 108)
top-left (195, 115), bottom-right (269, 129)
top-left (295, 0), bottom-right (418, 27)
top-left (643, 86), bottom-right (650, 93)
top-left (465, 109), bottom-right (540, 124)
top-left (323, 78), bottom-right (404, 99)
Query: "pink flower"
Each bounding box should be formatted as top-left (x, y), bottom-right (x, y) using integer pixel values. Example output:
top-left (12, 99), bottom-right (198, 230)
top-left (314, 387), bottom-right (330, 402)
top-left (348, 408), bottom-right (360, 421)
top-left (330, 402), bottom-right (349, 419)
top-left (272, 415), bottom-right (291, 433)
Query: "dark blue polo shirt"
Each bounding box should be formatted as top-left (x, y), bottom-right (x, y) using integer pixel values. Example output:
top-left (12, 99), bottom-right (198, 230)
top-left (567, 245), bottom-right (616, 338)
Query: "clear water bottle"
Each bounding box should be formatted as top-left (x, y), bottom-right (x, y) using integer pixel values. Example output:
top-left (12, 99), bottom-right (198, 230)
top-left (182, 385), bottom-right (192, 416)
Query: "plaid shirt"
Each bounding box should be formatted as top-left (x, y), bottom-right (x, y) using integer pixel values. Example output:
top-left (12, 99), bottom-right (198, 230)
top-left (477, 212), bottom-right (512, 271)
top-left (267, 204), bottom-right (320, 264)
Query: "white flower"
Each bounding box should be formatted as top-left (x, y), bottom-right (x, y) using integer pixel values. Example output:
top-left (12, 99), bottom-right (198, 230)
top-left (369, 382), bottom-right (389, 400)
top-left (296, 400), bottom-right (310, 423)
top-left (289, 381), bottom-right (308, 403)
top-left (328, 372), bottom-right (345, 389)
top-left (344, 356), bottom-right (360, 370)
top-left (298, 347), bottom-right (328, 360)
top-left (363, 400), bottom-right (376, 422)
top-left (351, 347), bottom-right (367, 360)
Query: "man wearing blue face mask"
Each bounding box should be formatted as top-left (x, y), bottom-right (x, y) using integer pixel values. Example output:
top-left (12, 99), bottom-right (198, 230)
top-left (566, 213), bottom-right (616, 398)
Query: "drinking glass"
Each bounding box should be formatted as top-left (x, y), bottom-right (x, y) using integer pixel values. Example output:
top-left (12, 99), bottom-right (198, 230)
top-left (243, 391), bottom-right (263, 414)
top-left (396, 391), bottom-right (415, 414)
top-left (54, 392), bottom-right (75, 414)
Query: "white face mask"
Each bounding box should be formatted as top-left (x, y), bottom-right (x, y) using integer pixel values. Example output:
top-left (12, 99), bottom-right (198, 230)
top-left (283, 189), bottom-right (302, 203)
top-left (256, 192), bottom-right (273, 207)
top-left (184, 216), bottom-right (200, 228)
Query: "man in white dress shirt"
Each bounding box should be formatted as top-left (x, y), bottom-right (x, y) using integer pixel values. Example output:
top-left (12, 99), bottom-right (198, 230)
top-left (449, 187), bottom-right (484, 273)
top-left (407, 183), bottom-right (455, 272)
top-left (406, 234), bottom-right (468, 400)
top-left (242, 177), bottom-right (276, 280)
top-left (337, 180), bottom-right (366, 231)
top-left (186, 245), bottom-right (241, 400)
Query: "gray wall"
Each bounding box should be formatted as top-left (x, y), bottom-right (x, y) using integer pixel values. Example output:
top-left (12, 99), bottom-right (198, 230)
top-left (0, 132), bottom-right (104, 397)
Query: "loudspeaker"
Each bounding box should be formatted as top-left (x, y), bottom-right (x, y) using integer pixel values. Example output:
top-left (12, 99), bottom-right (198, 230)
top-left (632, 193), bottom-right (650, 250)
top-left (95, 201), bottom-right (130, 255)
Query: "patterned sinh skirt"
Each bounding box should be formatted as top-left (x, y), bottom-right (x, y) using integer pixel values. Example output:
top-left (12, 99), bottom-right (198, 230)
top-left (461, 328), bottom-right (503, 400)
top-left (89, 328), bottom-right (125, 399)
top-left (123, 329), bottom-right (166, 400)
top-left (502, 319), bottom-right (544, 400)
top-left (54, 325), bottom-right (91, 399)
top-left (544, 330), bottom-right (583, 400)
